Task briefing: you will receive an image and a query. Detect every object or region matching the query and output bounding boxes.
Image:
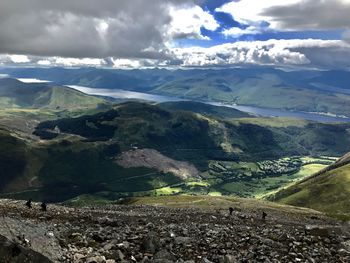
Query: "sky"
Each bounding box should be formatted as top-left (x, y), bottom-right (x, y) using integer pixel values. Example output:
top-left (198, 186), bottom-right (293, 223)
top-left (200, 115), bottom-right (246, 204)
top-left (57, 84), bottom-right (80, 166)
top-left (0, 0), bottom-right (350, 70)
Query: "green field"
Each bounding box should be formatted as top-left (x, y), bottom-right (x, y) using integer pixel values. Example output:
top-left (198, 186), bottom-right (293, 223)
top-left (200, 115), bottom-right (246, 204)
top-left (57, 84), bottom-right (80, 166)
top-left (220, 163), bottom-right (328, 198)
top-left (107, 156), bottom-right (332, 200)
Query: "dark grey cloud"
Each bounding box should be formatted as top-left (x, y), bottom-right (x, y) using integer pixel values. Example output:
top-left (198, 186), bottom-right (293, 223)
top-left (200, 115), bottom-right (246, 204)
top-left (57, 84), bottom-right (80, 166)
top-left (292, 46), bottom-right (350, 70)
top-left (0, 0), bottom-right (195, 59)
top-left (262, 0), bottom-right (350, 31)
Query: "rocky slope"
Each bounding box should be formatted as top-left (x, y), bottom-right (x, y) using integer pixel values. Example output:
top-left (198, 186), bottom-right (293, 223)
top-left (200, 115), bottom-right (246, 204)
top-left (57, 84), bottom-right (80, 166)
top-left (116, 149), bottom-right (200, 180)
top-left (0, 197), bottom-right (349, 263)
top-left (0, 234), bottom-right (52, 263)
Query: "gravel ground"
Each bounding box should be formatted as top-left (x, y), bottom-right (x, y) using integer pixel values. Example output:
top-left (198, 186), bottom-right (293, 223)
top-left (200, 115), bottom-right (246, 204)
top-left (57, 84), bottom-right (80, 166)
top-left (0, 199), bottom-right (349, 263)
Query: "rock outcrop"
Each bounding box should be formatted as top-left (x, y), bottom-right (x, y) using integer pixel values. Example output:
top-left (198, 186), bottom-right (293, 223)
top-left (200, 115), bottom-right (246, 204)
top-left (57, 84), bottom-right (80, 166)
top-left (0, 234), bottom-right (52, 263)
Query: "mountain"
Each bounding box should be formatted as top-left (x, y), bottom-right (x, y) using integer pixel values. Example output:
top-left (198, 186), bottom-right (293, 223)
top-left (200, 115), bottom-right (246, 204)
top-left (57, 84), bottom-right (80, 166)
top-left (33, 102), bottom-right (350, 162)
top-left (0, 78), bottom-right (113, 133)
top-left (3, 67), bottom-right (350, 116)
top-left (158, 101), bottom-right (252, 119)
top-left (2, 96), bottom-right (350, 202)
top-left (270, 153), bottom-right (350, 218)
top-left (150, 68), bottom-right (350, 117)
top-left (0, 78), bottom-right (108, 110)
top-left (2, 101), bottom-right (343, 201)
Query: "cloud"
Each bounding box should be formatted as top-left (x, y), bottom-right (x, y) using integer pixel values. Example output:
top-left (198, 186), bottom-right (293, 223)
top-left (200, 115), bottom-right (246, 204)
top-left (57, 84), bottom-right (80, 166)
top-left (263, 0), bottom-right (350, 31)
top-left (222, 26), bottom-right (263, 38)
top-left (0, 54), bottom-right (166, 69)
top-left (1, 39), bottom-right (350, 70)
top-left (1, 0), bottom-right (348, 71)
top-left (168, 5), bottom-right (219, 40)
top-left (216, 0), bottom-right (299, 31)
top-left (171, 39), bottom-right (350, 69)
top-left (217, 0), bottom-right (350, 36)
top-left (0, 54), bottom-right (107, 67)
top-left (0, 0), bottom-right (199, 59)
top-left (9, 55), bottom-right (30, 63)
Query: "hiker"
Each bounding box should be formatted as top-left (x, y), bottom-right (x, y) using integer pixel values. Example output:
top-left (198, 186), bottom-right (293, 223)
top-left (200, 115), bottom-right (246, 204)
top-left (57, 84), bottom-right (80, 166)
top-left (262, 211), bottom-right (267, 221)
top-left (41, 202), bottom-right (47, 212)
top-left (229, 207), bottom-right (234, 216)
top-left (25, 199), bottom-right (32, 209)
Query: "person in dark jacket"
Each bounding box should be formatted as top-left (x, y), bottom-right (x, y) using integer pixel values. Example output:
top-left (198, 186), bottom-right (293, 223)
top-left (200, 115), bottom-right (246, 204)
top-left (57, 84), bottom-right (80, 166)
top-left (25, 199), bottom-right (32, 209)
top-left (40, 202), bottom-right (47, 212)
top-left (229, 207), bottom-right (234, 216)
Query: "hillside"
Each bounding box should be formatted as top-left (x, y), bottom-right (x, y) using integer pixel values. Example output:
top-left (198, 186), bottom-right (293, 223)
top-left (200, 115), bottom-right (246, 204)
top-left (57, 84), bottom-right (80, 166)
top-left (0, 129), bottom-right (29, 190)
top-left (270, 153), bottom-right (350, 218)
top-left (2, 101), bottom-right (350, 202)
top-left (158, 101), bottom-right (252, 119)
top-left (0, 78), bottom-right (112, 133)
top-left (18, 102), bottom-right (350, 201)
top-left (0, 78), bottom-right (108, 110)
top-left (3, 67), bottom-right (350, 116)
top-left (0, 130), bottom-right (185, 202)
top-left (0, 197), bottom-right (349, 262)
top-left (34, 102), bottom-right (350, 161)
top-left (152, 68), bottom-right (350, 117)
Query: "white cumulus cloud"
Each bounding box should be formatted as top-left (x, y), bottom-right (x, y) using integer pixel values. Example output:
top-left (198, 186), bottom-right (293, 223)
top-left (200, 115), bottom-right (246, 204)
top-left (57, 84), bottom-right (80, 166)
top-left (168, 5), bottom-right (219, 40)
top-left (171, 39), bottom-right (350, 68)
top-left (9, 55), bottom-right (30, 63)
top-left (222, 26), bottom-right (264, 38)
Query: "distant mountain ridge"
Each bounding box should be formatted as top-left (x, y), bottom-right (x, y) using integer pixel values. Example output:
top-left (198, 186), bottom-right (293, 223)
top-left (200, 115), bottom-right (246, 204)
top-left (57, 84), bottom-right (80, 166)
top-left (2, 66), bottom-right (350, 116)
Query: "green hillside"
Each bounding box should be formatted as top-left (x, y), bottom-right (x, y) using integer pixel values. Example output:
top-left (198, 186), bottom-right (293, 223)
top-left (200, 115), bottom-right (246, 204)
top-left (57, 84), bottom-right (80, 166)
top-left (34, 102), bottom-right (350, 163)
top-left (270, 154), bottom-right (350, 218)
top-left (24, 102), bottom-right (350, 201)
top-left (1, 101), bottom-right (350, 203)
top-left (0, 78), bottom-right (108, 110)
top-left (0, 129), bottom-right (28, 190)
top-left (153, 73), bottom-right (350, 117)
top-left (0, 78), bottom-right (112, 133)
top-left (158, 101), bottom-right (252, 119)
top-left (0, 129), bottom-right (182, 202)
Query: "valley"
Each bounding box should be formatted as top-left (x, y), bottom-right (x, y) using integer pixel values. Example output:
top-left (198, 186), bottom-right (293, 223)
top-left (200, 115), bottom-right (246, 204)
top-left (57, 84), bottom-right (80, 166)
top-left (0, 77), bottom-right (349, 220)
top-left (114, 156), bottom-right (334, 200)
top-left (1, 2), bottom-right (350, 262)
